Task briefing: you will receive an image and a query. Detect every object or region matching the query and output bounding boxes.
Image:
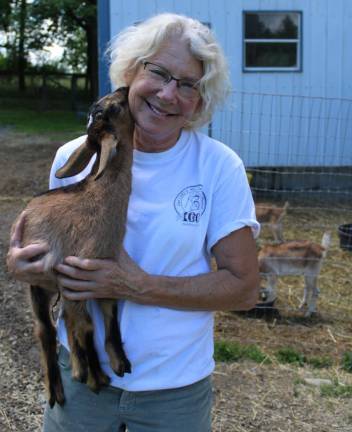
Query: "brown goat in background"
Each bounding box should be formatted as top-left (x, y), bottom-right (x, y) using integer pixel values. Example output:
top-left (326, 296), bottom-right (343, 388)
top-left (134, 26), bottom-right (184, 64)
top-left (10, 88), bottom-right (134, 407)
top-left (255, 201), bottom-right (289, 242)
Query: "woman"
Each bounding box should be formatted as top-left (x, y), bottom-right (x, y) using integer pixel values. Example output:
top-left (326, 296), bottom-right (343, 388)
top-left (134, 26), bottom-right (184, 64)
top-left (7, 13), bottom-right (260, 432)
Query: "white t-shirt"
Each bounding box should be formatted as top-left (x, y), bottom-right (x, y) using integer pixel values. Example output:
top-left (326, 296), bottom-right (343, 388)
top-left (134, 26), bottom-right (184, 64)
top-left (50, 129), bottom-right (259, 391)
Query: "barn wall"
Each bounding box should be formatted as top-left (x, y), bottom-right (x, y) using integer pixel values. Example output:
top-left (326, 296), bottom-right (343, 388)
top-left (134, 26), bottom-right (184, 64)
top-left (99, 0), bottom-right (352, 167)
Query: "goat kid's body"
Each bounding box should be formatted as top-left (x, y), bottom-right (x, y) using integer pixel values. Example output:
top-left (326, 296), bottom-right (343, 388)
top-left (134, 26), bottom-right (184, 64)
top-left (258, 233), bottom-right (330, 316)
top-left (14, 89), bottom-right (134, 407)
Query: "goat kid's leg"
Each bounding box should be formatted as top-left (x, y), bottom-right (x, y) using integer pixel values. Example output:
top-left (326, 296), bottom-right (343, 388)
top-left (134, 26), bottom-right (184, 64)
top-left (99, 300), bottom-right (131, 377)
top-left (64, 301), bottom-right (110, 392)
top-left (84, 327), bottom-right (110, 391)
top-left (299, 285), bottom-right (308, 312)
top-left (64, 312), bottom-right (88, 384)
top-left (272, 223), bottom-right (284, 243)
top-left (30, 286), bottom-right (65, 408)
top-left (265, 273), bottom-right (278, 302)
top-left (303, 276), bottom-right (319, 317)
top-left (63, 306), bottom-right (88, 383)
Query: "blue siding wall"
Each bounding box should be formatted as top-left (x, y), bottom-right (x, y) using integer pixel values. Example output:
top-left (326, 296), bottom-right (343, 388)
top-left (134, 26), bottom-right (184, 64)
top-left (97, 0), bottom-right (110, 96)
top-left (99, 0), bottom-right (352, 167)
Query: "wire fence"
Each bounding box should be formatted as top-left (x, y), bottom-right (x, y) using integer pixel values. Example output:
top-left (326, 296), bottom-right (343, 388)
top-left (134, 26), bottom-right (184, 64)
top-left (213, 90), bottom-right (352, 167)
top-left (209, 91), bottom-right (352, 320)
top-left (0, 71), bottom-right (91, 112)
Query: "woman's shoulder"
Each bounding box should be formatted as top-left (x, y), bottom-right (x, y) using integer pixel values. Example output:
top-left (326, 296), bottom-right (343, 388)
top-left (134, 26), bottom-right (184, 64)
top-left (188, 130), bottom-right (243, 168)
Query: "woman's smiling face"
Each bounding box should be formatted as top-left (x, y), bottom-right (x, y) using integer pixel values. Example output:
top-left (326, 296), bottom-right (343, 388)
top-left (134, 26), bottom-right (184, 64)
top-left (126, 36), bottom-right (203, 152)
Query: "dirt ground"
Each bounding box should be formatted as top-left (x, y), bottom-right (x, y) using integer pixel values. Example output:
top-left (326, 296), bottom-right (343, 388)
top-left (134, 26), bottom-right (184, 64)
top-left (0, 130), bottom-right (351, 432)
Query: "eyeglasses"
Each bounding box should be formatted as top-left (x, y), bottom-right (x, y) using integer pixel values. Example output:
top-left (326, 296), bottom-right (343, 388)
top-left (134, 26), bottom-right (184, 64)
top-left (142, 61), bottom-right (200, 99)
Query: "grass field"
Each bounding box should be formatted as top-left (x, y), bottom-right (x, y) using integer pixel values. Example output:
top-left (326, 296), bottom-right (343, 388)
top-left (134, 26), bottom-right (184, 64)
top-left (0, 107), bottom-right (86, 135)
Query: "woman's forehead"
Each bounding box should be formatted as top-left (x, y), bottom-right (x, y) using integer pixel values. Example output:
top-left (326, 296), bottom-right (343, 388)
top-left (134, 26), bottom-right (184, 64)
top-left (148, 37), bottom-right (203, 79)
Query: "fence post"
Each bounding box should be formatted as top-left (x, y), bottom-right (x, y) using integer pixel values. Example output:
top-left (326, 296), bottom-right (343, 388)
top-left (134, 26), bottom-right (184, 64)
top-left (40, 73), bottom-right (48, 110)
top-left (71, 74), bottom-right (78, 111)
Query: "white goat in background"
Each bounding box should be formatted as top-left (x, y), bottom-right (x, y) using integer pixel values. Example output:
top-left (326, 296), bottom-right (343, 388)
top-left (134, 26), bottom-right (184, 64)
top-left (258, 232), bottom-right (331, 316)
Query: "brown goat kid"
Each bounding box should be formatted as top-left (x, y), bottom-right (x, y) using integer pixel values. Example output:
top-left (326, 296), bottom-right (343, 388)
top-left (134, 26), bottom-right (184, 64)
top-left (255, 201), bottom-right (289, 242)
top-left (11, 88), bottom-right (134, 407)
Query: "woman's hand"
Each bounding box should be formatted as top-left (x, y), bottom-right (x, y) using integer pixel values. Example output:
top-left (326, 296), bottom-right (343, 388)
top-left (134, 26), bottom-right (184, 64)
top-left (55, 249), bottom-right (147, 301)
top-left (7, 212), bottom-right (52, 287)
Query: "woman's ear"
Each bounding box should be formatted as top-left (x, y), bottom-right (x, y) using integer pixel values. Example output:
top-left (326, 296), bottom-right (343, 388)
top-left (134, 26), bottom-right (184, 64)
top-left (194, 96), bottom-right (204, 114)
top-left (124, 65), bottom-right (139, 87)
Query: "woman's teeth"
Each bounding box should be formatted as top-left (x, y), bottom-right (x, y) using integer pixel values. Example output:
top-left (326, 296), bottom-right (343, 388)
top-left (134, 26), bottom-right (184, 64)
top-left (147, 101), bottom-right (174, 116)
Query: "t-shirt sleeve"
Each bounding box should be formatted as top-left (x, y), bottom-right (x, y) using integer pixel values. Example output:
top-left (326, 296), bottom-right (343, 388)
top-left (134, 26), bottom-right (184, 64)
top-left (49, 150), bottom-right (67, 190)
top-left (206, 159), bottom-right (260, 254)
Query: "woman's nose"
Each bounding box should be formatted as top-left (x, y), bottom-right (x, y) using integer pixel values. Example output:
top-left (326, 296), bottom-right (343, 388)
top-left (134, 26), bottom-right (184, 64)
top-left (156, 80), bottom-right (178, 102)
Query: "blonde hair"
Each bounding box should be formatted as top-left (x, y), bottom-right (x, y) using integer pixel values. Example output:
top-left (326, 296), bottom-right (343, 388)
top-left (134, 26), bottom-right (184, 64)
top-left (108, 13), bottom-right (231, 129)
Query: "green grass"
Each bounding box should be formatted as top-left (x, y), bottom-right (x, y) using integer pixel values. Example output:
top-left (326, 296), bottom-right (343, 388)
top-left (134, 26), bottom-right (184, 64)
top-left (0, 107), bottom-right (86, 135)
top-left (241, 344), bottom-right (270, 363)
top-left (215, 340), bottom-right (352, 400)
top-left (275, 347), bottom-right (306, 366)
top-left (306, 356), bottom-right (333, 369)
top-left (214, 340), bottom-right (270, 364)
top-left (214, 340), bottom-right (243, 362)
top-left (321, 383), bottom-right (352, 398)
top-left (342, 351), bottom-right (352, 373)
top-left (215, 340), bottom-right (342, 371)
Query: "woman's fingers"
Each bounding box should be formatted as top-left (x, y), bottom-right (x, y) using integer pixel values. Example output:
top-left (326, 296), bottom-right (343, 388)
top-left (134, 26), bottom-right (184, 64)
top-left (61, 288), bottom-right (96, 301)
top-left (56, 262), bottom-right (97, 281)
top-left (18, 243), bottom-right (49, 260)
top-left (63, 256), bottom-right (104, 271)
top-left (57, 274), bottom-right (95, 290)
top-left (22, 257), bottom-right (48, 274)
top-left (9, 212), bottom-right (26, 248)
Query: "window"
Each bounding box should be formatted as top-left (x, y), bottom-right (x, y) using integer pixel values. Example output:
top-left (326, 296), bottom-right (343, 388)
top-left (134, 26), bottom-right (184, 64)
top-left (243, 11), bottom-right (302, 72)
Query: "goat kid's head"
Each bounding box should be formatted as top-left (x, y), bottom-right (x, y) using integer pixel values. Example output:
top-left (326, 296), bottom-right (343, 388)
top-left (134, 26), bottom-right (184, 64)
top-left (55, 87), bottom-right (133, 180)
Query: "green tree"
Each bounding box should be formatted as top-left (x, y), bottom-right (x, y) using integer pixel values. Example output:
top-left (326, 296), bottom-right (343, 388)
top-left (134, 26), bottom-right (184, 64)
top-left (32, 0), bottom-right (98, 99)
top-left (0, 0), bottom-right (12, 33)
top-left (1, 0), bottom-right (98, 98)
top-left (0, 0), bottom-right (31, 89)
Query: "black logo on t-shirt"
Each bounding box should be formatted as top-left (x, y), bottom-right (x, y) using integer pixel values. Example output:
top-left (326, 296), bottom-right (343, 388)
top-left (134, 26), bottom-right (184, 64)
top-left (174, 185), bottom-right (206, 224)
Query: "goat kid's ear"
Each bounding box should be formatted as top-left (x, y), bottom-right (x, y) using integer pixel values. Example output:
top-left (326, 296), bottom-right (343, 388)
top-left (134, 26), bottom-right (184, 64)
top-left (55, 141), bottom-right (96, 179)
top-left (93, 135), bottom-right (118, 181)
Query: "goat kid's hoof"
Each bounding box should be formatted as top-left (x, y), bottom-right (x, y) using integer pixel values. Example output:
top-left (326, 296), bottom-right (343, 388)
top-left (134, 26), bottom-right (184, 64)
top-left (304, 310), bottom-right (318, 318)
top-left (86, 370), bottom-right (110, 393)
top-left (71, 368), bottom-right (88, 384)
top-left (113, 357), bottom-right (132, 377)
top-left (48, 385), bottom-right (65, 408)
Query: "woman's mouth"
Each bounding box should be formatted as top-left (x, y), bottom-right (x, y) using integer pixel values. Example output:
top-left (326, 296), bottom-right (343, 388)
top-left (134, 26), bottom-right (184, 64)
top-left (145, 100), bottom-right (176, 117)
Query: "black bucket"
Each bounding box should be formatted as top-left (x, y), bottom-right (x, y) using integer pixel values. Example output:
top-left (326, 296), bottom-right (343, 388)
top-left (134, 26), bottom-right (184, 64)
top-left (338, 224), bottom-right (352, 251)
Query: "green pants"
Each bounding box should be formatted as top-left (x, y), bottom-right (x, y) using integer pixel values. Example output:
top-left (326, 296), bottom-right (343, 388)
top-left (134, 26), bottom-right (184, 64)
top-left (43, 347), bottom-right (213, 432)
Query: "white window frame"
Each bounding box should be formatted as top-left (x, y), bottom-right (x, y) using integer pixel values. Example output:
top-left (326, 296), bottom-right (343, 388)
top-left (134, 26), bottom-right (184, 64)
top-left (243, 11), bottom-right (302, 72)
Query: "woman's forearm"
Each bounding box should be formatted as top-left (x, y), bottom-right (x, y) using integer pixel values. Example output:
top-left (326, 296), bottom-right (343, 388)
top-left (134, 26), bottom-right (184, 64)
top-left (124, 267), bottom-right (259, 311)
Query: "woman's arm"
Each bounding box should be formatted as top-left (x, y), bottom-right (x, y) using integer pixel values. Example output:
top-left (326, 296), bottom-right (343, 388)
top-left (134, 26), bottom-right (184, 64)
top-left (56, 226), bottom-right (260, 312)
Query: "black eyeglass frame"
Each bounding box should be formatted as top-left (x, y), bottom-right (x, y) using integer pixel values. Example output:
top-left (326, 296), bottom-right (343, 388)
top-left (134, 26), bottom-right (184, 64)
top-left (141, 60), bottom-right (201, 93)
